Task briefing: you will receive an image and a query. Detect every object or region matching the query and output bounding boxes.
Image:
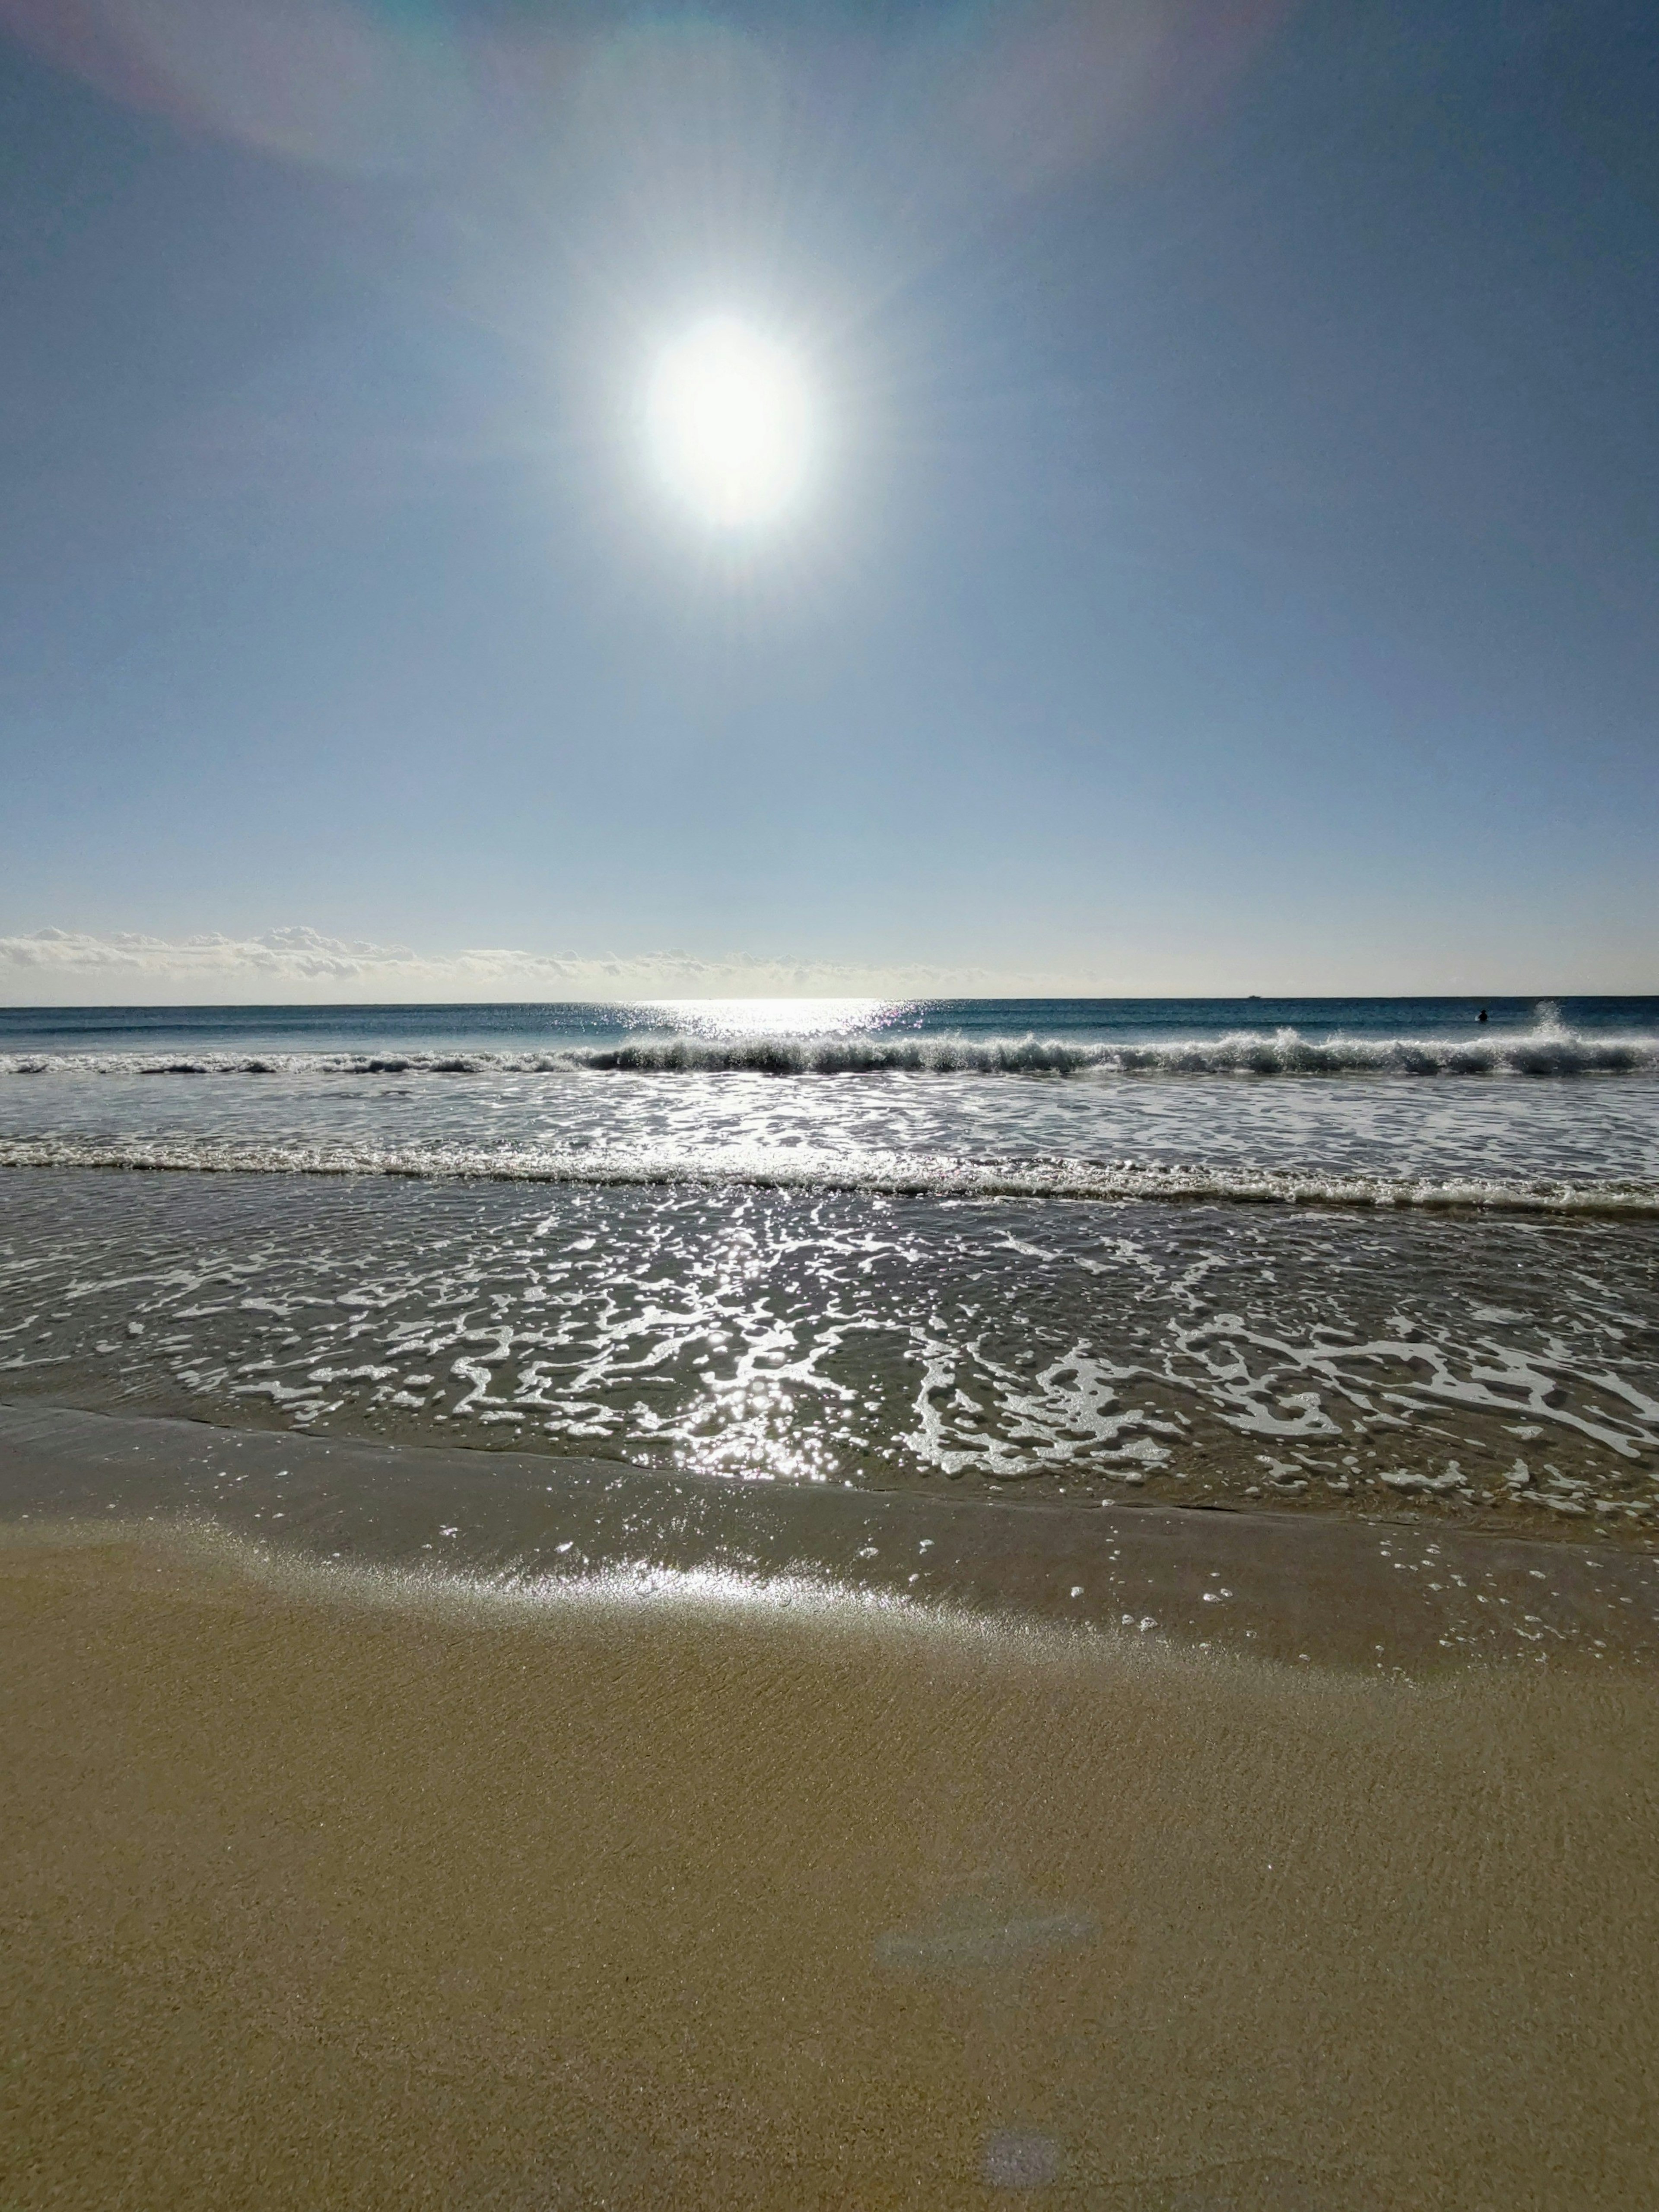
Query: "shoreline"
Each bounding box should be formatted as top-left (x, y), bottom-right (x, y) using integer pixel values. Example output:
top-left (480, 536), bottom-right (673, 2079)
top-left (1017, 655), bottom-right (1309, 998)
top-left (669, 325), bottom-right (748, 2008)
top-left (4, 1401), bottom-right (1658, 1671)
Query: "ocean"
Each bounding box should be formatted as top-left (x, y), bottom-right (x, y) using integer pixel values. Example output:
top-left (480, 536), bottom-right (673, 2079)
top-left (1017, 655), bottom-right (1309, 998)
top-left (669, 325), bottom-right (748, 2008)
top-left (2, 995), bottom-right (1656, 1555)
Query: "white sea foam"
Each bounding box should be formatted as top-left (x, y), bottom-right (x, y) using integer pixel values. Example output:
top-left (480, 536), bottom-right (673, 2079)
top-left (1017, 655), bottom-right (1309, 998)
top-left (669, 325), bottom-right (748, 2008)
top-left (1, 1017), bottom-right (1654, 1079)
top-left (6, 1154), bottom-right (1656, 1503)
top-left (1, 1133), bottom-right (1654, 1214)
top-left (573, 1023), bottom-right (1659, 1076)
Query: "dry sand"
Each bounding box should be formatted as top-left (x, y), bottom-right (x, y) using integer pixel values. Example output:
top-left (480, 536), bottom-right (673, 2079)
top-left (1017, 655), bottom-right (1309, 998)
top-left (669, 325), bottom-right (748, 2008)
top-left (3, 1526), bottom-right (1658, 2210)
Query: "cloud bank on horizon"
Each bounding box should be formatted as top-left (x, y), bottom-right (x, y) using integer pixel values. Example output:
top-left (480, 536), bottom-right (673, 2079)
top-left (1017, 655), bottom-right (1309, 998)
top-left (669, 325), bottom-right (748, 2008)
top-left (3, 923), bottom-right (1654, 1003)
top-left (0, 928), bottom-right (995, 1004)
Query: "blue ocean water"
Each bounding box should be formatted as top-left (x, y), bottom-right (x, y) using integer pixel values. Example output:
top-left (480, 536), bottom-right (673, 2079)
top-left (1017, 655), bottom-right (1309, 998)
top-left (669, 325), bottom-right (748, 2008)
top-left (2, 997), bottom-right (1657, 1522)
top-left (3, 993), bottom-right (1656, 1062)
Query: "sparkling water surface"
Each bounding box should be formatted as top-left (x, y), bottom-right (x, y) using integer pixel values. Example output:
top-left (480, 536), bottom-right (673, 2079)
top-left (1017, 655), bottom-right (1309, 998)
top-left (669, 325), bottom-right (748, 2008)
top-left (3, 998), bottom-right (1657, 1530)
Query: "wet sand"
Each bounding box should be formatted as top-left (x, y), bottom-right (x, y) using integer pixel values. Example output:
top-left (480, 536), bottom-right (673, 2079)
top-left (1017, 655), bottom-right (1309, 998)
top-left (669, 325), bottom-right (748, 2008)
top-left (6, 1402), bottom-right (1659, 1670)
top-left (4, 1520), bottom-right (1659, 2209)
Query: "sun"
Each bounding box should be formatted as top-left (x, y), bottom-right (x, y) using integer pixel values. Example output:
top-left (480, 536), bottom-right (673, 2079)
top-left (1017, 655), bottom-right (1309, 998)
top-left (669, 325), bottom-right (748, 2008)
top-left (646, 319), bottom-right (811, 528)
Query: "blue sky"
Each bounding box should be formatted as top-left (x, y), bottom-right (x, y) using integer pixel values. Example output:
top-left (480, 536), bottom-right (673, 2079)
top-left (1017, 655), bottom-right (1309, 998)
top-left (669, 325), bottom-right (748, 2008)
top-left (1, 0), bottom-right (1655, 1001)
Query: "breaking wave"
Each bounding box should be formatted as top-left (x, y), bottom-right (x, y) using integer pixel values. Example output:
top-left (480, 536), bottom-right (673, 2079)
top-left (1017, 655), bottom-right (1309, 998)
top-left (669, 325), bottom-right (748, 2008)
top-left (2, 1134), bottom-right (1655, 1214)
top-left (2, 1018), bottom-right (1657, 1080)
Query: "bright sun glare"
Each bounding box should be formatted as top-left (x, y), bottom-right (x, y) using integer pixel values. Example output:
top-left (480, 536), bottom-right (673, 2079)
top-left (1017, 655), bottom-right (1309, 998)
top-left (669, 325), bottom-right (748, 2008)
top-left (646, 320), bottom-right (811, 528)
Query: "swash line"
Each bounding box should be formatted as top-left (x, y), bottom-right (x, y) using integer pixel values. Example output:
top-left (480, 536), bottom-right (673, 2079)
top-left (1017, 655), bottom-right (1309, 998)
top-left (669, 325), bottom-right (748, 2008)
top-left (2, 1138), bottom-right (1656, 1215)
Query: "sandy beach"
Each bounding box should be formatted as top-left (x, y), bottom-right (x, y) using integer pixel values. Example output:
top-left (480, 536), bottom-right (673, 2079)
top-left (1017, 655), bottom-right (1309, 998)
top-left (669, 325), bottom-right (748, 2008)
top-left (5, 1519), bottom-right (1658, 2209)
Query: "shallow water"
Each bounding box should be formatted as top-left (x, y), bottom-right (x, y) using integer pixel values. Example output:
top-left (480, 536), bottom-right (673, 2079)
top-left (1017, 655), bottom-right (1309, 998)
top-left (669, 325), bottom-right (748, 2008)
top-left (3, 998), bottom-right (1657, 1531)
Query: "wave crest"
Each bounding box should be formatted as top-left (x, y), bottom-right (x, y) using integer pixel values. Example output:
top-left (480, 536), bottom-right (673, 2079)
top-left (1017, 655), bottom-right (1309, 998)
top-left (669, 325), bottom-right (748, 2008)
top-left (2, 1019), bottom-right (1656, 1080)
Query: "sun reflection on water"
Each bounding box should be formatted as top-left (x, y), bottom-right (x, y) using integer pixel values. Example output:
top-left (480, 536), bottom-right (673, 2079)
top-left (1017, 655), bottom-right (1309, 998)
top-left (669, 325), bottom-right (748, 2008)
top-left (638, 1000), bottom-right (908, 1042)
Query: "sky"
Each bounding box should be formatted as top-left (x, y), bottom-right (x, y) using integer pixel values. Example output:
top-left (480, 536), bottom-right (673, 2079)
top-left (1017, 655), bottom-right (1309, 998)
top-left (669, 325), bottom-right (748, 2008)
top-left (0, 0), bottom-right (1655, 1002)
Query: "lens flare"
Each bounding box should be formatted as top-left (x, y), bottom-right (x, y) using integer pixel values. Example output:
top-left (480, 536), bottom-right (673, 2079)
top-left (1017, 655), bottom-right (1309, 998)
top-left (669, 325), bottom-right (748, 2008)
top-left (646, 319), bottom-right (811, 527)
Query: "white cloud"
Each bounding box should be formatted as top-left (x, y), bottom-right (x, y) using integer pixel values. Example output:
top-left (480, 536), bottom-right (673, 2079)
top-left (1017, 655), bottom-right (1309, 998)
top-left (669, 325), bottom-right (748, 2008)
top-left (0, 927), bottom-right (995, 1003)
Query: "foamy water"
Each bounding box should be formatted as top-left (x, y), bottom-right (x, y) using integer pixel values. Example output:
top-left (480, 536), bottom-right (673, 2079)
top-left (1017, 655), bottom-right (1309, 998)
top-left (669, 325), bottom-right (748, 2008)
top-left (3, 998), bottom-right (1657, 1526)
